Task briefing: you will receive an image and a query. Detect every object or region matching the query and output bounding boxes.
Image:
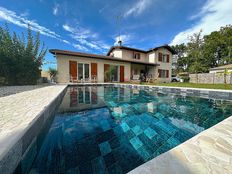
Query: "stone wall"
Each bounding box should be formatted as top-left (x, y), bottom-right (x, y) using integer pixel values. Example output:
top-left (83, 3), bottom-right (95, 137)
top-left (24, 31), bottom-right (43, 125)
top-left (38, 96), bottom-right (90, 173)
top-left (189, 73), bottom-right (232, 84)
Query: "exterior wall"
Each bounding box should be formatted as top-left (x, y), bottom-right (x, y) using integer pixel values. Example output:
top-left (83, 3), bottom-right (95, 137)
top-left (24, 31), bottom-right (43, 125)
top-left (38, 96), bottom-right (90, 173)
top-left (154, 48), bottom-right (172, 82)
top-left (148, 52), bottom-right (155, 63)
top-left (121, 49), bottom-right (147, 62)
top-left (111, 49), bottom-right (122, 58)
top-left (190, 73), bottom-right (232, 84)
top-left (209, 69), bottom-right (232, 73)
top-left (56, 55), bottom-right (131, 83)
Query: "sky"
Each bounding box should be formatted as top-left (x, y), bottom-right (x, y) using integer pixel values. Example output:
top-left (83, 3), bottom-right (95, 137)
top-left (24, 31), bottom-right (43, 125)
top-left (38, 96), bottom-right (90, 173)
top-left (0, 0), bottom-right (232, 70)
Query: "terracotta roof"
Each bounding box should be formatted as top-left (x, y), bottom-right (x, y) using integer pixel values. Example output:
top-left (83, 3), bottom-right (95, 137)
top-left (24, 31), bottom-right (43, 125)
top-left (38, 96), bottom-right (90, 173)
top-left (106, 45), bottom-right (176, 56)
top-left (49, 49), bottom-right (159, 66)
top-left (210, 64), bottom-right (232, 70)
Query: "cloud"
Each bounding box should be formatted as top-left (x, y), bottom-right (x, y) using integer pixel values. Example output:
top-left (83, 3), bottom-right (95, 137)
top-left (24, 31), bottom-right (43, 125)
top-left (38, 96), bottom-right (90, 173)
top-left (53, 3), bottom-right (59, 16)
top-left (0, 6), bottom-right (72, 46)
top-left (124, 0), bottom-right (152, 17)
top-left (0, 6), bottom-right (60, 39)
top-left (114, 34), bottom-right (132, 45)
top-left (170, 0), bottom-right (232, 45)
top-left (63, 23), bottom-right (110, 52)
top-left (73, 44), bottom-right (89, 52)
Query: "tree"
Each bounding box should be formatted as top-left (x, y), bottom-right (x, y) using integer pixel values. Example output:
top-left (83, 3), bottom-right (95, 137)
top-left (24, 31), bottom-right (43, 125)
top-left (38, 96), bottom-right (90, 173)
top-left (203, 25), bottom-right (232, 68)
top-left (187, 30), bottom-right (208, 73)
top-left (0, 24), bottom-right (47, 85)
top-left (171, 44), bottom-right (188, 73)
top-left (48, 67), bottom-right (58, 82)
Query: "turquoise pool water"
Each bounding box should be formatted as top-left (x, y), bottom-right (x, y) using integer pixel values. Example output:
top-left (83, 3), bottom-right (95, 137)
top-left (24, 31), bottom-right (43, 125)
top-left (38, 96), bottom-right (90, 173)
top-left (30, 86), bottom-right (232, 174)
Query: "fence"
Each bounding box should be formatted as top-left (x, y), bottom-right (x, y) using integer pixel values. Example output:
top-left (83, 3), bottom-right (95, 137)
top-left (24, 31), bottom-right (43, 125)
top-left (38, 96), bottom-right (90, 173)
top-left (189, 73), bottom-right (232, 84)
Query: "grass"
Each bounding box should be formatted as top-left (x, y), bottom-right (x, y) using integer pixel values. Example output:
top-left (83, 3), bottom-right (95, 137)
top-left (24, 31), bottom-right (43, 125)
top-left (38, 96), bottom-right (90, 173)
top-left (141, 82), bottom-right (232, 90)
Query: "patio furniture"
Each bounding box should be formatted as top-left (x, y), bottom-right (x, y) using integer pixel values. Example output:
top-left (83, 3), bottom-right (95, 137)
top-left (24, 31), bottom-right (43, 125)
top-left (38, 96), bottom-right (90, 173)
top-left (91, 75), bottom-right (97, 83)
top-left (70, 75), bottom-right (78, 83)
top-left (131, 74), bottom-right (141, 83)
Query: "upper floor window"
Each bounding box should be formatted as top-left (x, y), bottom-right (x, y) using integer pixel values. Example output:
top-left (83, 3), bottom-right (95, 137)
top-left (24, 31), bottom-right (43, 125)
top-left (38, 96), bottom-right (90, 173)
top-left (133, 52), bottom-right (140, 60)
top-left (158, 52), bottom-right (170, 63)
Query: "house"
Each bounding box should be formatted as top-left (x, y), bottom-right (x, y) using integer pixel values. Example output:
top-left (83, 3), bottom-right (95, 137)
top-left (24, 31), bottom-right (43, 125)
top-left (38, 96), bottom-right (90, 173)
top-left (209, 64), bottom-right (232, 73)
top-left (49, 45), bottom-right (175, 83)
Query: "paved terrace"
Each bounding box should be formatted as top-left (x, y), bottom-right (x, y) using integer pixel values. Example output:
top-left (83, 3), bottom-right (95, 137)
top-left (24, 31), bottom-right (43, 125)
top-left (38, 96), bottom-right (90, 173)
top-left (0, 85), bottom-right (67, 174)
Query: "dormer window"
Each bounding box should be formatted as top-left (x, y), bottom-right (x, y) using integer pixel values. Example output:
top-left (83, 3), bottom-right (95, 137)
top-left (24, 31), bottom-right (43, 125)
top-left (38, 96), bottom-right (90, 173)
top-left (133, 52), bottom-right (140, 60)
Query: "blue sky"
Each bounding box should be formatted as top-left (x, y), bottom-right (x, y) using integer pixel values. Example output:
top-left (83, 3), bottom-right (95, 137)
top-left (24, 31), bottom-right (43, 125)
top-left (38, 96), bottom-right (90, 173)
top-left (0, 0), bottom-right (232, 70)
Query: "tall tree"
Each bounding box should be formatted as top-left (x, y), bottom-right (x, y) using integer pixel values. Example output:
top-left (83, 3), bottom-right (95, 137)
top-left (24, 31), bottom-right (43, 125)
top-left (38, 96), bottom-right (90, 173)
top-left (0, 24), bottom-right (46, 85)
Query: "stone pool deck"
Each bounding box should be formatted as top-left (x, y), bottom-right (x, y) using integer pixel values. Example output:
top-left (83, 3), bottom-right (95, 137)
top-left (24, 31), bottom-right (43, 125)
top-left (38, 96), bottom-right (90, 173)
top-left (0, 84), bottom-right (51, 97)
top-left (0, 85), bottom-right (67, 174)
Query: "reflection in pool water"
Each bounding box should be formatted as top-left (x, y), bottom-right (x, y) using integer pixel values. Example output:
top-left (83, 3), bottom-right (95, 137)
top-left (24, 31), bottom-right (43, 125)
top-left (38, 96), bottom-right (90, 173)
top-left (30, 86), bottom-right (232, 174)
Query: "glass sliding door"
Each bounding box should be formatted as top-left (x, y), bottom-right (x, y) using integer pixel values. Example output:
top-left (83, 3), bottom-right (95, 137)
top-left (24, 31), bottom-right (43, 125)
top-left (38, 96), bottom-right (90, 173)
top-left (111, 65), bottom-right (118, 82)
top-left (84, 64), bottom-right (90, 80)
top-left (78, 63), bottom-right (83, 80)
top-left (78, 63), bottom-right (90, 81)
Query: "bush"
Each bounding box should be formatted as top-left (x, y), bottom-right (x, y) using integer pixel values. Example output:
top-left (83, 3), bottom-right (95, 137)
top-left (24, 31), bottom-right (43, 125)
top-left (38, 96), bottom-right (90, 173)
top-left (0, 24), bottom-right (46, 85)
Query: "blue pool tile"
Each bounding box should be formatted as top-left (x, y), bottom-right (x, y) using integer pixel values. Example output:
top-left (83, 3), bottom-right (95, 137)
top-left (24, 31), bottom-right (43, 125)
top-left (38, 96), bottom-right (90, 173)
top-left (120, 122), bottom-right (130, 132)
top-left (107, 163), bottom-right (123, 174)
top-left (109, 137), bottom-right (120, 149)
top-left (103, 152), bottom-right (116, 168)
top-left (167, 137), bottom-right (181, 147)
top-left (66, 167), bottom-right (79, 174)
top-left (131, 125), bottom-right (143, 136)
top-left (99, 141), bottom-right (112, 156)
top-left (129, 137), bottom-right (143, 150)
top-left (91, 157), bottom-right (105, 174)
top-left (137, 146), bottom-right (151, 161)
top-left (100, 120), bottom-right (111, 131)
top-left (144, 127), bottom-right (157, 139)
top-left (126, 130), bottom-right (135, 139)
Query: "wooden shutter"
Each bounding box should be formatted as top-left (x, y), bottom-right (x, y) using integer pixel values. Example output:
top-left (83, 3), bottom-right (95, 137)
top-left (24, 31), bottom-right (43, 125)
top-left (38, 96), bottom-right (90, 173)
top-left (166, 70), bottom-right (169, 78)
top-left (158, 69), bottom-right (161, 78)
top-left (167, 55), bottom-right (170, 63)
top-left (91, 63), bottom-right (97, 76)
top-left (158, 53), bottom-right (162, 61)
top-left (120, 66), bottom-right (124, 82)
top-left (104, 64), bottom-right (110, 82)
top-left (69, 61), bottom-right (77, 80)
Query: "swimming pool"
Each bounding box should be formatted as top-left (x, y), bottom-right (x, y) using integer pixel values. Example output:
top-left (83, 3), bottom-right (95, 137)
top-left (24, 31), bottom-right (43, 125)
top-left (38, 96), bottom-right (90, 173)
top-left (30, 85), bottom-right (232, 173)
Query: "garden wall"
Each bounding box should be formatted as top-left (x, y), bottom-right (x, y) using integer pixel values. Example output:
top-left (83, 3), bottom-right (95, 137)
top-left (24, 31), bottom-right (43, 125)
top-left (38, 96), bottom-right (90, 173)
top-left (189, 73), bottom-right (232, 84)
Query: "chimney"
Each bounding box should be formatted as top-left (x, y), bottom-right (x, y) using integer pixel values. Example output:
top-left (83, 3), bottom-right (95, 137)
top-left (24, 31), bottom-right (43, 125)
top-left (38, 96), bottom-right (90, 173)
top-left (118, 40), bottom-right (122, 46)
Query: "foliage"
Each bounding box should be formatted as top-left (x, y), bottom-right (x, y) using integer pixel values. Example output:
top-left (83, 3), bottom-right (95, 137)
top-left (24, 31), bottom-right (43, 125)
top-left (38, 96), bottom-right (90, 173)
top-left (173, 25), bottom-right (232, 74)
top-left (104, 66), bottom-right (116, 82)
top-left (48, 67), bottom-right (58, 82)
top-left (0, 24), bottom-right (46, 85)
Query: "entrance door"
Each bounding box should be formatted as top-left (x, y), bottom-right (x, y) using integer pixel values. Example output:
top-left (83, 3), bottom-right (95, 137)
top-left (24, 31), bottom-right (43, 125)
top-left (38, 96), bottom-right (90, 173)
top-left (120, 66), bottom-right (124, 82)
top-left (69, 61), bottom-right (77, 81)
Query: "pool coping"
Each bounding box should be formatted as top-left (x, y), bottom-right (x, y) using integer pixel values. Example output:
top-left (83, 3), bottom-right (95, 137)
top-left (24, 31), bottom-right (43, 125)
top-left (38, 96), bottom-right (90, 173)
top-left (0, 85), bottom-right (67, 174)
top-left (68, 83), bottom-right (232, 173)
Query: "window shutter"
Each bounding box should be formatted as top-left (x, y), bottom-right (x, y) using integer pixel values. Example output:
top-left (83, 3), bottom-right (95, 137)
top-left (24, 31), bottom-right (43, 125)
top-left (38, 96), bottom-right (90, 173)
top-left (158, 53), bottom-right (162, 61)
top-left (167, 55), bottom-right (170, 63)
top-left (166, 70), bottom-right (169, 78)
top-left (158, 69), bottom-right (161, 78)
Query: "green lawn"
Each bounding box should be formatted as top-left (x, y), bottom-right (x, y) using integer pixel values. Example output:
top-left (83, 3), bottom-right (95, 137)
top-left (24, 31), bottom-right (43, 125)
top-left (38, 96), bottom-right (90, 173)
top-left (150, 82), bottom-right (232, 90)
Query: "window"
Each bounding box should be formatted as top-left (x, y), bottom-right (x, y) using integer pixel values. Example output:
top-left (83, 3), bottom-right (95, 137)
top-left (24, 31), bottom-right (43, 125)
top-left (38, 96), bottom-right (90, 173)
top-left (158, 52), bottom-right (170, 63)
top-left (158, 69), bottom-right (169, 78)
top-left (133, 52), bottom-right (140, 60)
top-left (78, 63), bottom-right (90, 81)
